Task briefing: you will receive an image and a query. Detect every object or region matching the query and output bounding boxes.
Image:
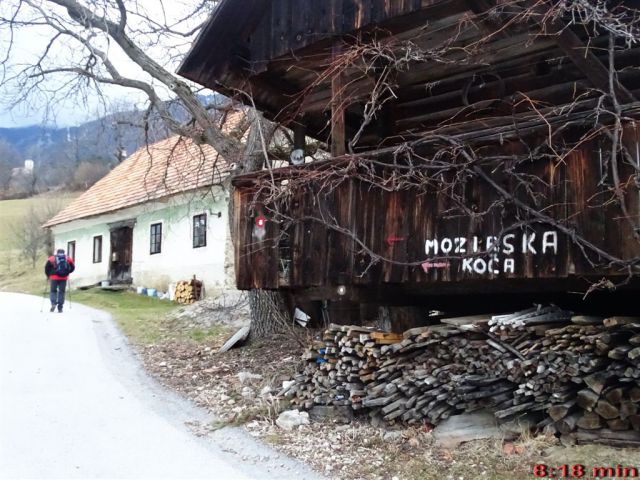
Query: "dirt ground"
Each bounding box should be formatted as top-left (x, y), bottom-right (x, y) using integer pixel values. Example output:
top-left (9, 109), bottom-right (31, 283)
top-left (137, 299), bottom-right (640, 480)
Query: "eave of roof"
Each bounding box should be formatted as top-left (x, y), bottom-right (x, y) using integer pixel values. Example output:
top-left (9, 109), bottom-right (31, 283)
top-left (178, 0), bottom-right (271, 84)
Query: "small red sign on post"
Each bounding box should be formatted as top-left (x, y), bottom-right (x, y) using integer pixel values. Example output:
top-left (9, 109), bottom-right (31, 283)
top-left (253, 215), bottom-right (267, 241)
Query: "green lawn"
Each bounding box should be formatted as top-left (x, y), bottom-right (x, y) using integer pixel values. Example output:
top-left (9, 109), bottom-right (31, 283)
top-left (70, 289), bottom-right (179, 344)
top-left (0, 193), bottom-right (77, 251)
top-left (61, 289), bottom-right (224, 345)
top-left (0, 193), bottom-right (78, 294)
top-left (0, 253), bottom-right (49, 294)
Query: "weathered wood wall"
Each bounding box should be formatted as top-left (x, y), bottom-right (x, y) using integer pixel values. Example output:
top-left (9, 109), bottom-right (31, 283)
top-left (234, 128), bottom-right (640, 292)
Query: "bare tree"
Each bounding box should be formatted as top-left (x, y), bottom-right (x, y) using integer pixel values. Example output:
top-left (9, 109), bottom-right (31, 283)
top-left (0, 0), bottom-right (287, 335)
top-left (0, 139), bottom-right (21, 195)
top-left (11, 206), bottom-right (48, 268)
top-left (71, 161), bottom-right (109, 190)
top-left (0, 0), bottom-right (270, 165)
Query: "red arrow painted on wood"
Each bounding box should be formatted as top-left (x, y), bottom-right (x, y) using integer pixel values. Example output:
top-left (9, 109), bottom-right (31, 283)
top-left (386, 235), bottom-right (406, 247)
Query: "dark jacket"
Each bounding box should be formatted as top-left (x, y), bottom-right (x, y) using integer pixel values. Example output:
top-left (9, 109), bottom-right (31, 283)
top-left (45, 255), bottom-right (76, 281)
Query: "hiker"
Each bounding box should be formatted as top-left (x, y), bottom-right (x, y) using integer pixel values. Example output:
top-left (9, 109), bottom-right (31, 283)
top-left (44, 249), bottom-right (75, 313)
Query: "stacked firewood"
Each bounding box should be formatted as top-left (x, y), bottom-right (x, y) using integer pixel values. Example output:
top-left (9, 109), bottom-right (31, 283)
top-left (361, 324), bottom-right (519, 425)
top-left (282, 307), bottom-right (640, 446)
top-left (517, 316), bottom-right (640, 446)
top-left (174, 277), bottom-right (203, 304)
top-left (289, 325), bottom-right (397, 410)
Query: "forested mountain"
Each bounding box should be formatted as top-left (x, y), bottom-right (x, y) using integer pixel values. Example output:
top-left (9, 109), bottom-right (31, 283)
top-left (0, 111), bottom-right (171, 167)
top-left (0, 95), bottom-right (221, 198)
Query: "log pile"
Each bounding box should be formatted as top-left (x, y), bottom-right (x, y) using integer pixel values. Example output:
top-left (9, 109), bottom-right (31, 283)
top-left (282, 307), bottom-right (640, 446)
top-left (517, 316), bottom-right (640, 447)
top-left (174, 277), bottom-right (204, 304)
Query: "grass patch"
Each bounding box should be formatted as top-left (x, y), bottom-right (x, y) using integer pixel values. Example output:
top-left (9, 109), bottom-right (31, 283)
top-left (0, 193), bottom-right (77, 251)
top-left (69, 290), bottom-right (229, 346)
top-left (70, 289), bottom-right (178, 344)
top-left (0, 193), bottom-right (78, 294)
top-left (0, 253), bottom-right (49, 295)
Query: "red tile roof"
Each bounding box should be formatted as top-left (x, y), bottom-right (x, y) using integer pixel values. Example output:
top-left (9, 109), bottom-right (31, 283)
top-left (44, 113), bottom-right (242, 227)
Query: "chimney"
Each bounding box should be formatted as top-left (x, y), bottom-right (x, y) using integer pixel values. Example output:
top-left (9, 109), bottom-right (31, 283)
top-left (116, 147), bottom-right (127, 163)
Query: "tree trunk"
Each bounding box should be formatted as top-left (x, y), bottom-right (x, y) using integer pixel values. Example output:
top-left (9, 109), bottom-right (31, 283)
top-left (231, 114), bottom-right (291, 338)
top-left (247, 289), bottom-right (291, 338)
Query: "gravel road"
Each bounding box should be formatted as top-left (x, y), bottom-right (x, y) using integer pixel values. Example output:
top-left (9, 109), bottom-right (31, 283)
top-left (0, 292), bottom-right (323, 480)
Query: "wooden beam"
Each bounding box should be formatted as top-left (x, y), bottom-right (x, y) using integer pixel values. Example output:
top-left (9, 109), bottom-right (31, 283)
top-left (551, 26), bottom-right (636, 104)
top-left (464, 0), bottom-right (502, 28)
top-left (331, 40), bottom-right (346, 157)
top-left (466, 0), bottom-right (635, 104)
top-left (523, 1), bottom-right (635, 103)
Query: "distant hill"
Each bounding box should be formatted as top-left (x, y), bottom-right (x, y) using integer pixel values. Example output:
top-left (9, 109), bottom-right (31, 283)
top-left (0, 125), bottom-right (65, 158)
top-left (0, 114), bottom-right (168, 167)
top-left (0, 94), bottom-right (222, 167)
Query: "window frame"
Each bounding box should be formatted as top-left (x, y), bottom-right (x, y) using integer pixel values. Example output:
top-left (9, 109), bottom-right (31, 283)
top-left (192, 213), bottom-right (207, 249)
top-left (67, 240), bottom-right (76, 262)
top-left (92, 236), bottom-right (102, 264)
top-left (150, 222), bottom-right (162, 255)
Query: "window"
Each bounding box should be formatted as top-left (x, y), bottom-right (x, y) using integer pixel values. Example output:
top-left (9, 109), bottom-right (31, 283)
top-left (193, 214), bottom-right (207, 248)
top-left (67, 241), bottom-right (76, 262)
top-left (150, 223), bottom-right (162, 254)
top-left (93, 236), bottom-right (102, 263)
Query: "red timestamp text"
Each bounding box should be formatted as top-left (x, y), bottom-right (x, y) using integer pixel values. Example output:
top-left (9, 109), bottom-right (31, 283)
top-left (533, 464), bottom-right (640, 478)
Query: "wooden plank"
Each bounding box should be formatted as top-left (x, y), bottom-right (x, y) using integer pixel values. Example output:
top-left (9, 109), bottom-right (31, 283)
top-left (402, 326), bottom-right (434, 338)
top-left (604, 316), bottom-right (640, 328)
top-left (440, 314), bottom-right (492, 327)
top-left (572, 315), bottom-right (604, 325)
top-left (467, 0), bottom-right (636, 104)
top-left (219, 326), bottom-right (251, 353)
top-left (370, 332), bottom-right (403, 344)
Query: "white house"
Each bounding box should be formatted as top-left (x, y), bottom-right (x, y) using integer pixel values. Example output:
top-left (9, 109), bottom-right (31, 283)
top-left (44, 130), bottom-right (237, 295)
top-left (11, 159), bottom-right (34, 177)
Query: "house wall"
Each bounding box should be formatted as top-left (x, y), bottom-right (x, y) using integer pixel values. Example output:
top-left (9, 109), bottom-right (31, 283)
top-left (51, 222), bottom-right (111, 286)
top-left (50, 188), bottom-right (231, 295)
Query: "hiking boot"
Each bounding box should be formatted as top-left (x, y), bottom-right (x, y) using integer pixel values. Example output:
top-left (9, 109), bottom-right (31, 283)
top-left (57, 306), bottom-right (63, 313)
top-left (50, 305), bottom-right (56, 312)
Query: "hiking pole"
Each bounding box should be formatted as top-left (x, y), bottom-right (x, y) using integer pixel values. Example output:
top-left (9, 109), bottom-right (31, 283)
top-left (67, 278), bottom-right (72, 310)
top-left (40, 278), bottom-right (48, 313)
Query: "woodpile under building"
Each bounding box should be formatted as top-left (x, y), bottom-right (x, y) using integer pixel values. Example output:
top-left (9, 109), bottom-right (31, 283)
top-left (283, 307), bottom-right (640, 447)
top-left (180, 0), bottom-right (640, 448)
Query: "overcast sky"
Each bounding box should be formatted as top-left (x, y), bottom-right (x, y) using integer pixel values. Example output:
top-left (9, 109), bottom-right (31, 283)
top-left (0, 0), bottom-right (209, 128)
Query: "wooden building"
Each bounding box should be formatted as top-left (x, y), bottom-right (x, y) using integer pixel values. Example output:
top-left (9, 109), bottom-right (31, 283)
top-left (179, 1), bottom-right (640, 320)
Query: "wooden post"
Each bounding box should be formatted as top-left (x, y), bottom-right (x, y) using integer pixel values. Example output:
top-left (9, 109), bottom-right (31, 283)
top-left (331, 40), bottom-right (346, 157)
top-left (293, 123), bottom-right (306, 152)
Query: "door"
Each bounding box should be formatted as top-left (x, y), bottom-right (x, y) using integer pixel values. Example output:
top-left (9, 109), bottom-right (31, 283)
top-left (109, 226), bottom-right (133, 283)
